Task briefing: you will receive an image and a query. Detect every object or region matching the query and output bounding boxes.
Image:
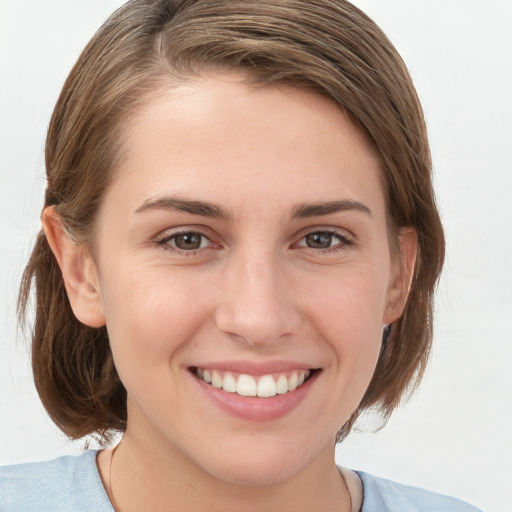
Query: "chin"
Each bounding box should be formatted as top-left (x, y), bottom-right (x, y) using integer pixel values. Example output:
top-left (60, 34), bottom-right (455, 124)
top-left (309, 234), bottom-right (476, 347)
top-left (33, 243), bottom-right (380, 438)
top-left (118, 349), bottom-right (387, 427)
top-left (206, 458), bottom-right (300, 487)
top-left (196, 434), bottom-right (330, 487)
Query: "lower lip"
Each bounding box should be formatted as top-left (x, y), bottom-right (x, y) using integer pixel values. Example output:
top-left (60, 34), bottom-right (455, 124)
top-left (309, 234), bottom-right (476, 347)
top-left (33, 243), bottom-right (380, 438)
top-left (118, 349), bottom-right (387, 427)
top-left (191, 370), bottom-right (319, 421)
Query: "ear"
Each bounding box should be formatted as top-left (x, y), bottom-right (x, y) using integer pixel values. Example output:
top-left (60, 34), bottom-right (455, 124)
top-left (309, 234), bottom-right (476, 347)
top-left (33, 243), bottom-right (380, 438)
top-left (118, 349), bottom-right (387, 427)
top-left (383, 227), bottom-right (418, 324)
top-left (42, 207), bottom-right (106, 328)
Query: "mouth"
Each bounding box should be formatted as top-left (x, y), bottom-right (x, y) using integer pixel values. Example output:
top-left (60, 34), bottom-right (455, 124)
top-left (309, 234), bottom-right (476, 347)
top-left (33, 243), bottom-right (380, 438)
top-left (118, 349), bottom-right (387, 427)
top-left (190, 367), bottom-right (317, 398)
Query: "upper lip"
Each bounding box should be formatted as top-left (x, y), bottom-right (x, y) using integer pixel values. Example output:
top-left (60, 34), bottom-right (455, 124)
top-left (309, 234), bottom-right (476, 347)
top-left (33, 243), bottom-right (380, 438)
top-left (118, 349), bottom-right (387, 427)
top-left (189, 360), bottom-right (318, 376)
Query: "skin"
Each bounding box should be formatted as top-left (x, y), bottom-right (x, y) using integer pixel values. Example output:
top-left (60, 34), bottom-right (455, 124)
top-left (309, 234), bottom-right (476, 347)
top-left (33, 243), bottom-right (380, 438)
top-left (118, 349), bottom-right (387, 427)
top-left (44, 73), bottom-right (416, 512)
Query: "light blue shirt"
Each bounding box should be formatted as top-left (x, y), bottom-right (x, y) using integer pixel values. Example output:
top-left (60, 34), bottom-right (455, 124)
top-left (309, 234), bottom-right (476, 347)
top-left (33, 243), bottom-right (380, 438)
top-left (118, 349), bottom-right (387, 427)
top-left (0, 451), bottom-right (482, 511)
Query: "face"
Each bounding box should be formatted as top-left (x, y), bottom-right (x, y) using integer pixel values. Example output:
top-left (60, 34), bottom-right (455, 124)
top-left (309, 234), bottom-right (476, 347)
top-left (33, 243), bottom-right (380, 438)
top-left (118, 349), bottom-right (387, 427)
top-left (75, 74), bottom-right (412, 485)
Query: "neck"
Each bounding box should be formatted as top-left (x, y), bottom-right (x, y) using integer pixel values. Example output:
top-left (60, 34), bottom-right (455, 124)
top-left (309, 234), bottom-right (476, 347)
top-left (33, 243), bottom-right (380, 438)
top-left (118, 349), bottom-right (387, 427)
top-left (99, 429), bottom-right (351, 512)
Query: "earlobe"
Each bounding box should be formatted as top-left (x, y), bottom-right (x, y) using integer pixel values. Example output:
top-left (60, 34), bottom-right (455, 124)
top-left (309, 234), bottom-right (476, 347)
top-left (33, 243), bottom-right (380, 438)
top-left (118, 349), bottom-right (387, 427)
top-left (42, 207), bottom-right (106, 328)
top-left (383, 227), bottom-right (418, 324)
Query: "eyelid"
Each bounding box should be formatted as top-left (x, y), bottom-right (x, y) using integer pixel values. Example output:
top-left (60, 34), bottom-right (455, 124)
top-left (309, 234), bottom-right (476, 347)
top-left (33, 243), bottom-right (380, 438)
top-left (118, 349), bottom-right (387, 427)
top-left (155, 223), bottom-right (216, 240)
top-left (295, 225), bottom-right (353, 239)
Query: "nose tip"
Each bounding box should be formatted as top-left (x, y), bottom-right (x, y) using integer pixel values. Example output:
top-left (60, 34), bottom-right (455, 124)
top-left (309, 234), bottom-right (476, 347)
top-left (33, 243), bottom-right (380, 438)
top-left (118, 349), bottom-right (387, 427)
top-left (214, 257), bottom-right (300, 346)
top-left (216, 300), bottom-right (295, 346)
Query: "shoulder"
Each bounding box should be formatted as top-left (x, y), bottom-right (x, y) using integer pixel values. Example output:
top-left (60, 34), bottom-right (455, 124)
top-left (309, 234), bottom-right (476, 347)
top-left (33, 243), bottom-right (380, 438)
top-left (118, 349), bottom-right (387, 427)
top-left (357, 471), bottom-right (483, 512)
top-left (0, 450), bottom-right (113, 511)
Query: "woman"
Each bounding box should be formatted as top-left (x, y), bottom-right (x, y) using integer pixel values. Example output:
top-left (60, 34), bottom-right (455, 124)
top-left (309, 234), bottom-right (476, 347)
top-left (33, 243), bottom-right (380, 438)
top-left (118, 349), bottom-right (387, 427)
top-left (0, 0), bottom-right (482, 510)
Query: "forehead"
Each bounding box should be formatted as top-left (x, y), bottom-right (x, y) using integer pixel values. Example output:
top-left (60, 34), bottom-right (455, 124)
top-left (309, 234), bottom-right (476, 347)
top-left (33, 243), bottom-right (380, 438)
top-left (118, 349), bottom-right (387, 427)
top-left (107, 72), bottom-right (384, 217)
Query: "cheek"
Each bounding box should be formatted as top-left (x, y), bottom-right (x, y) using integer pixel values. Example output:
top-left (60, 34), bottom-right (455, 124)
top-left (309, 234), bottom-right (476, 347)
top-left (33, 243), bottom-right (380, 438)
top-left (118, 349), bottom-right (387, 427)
top-left (305, 265), bottom-right (389, 337)
top-left (99, 268), bottom-right (211, 382)
top-left (303, 268), bottom-right (388, 383)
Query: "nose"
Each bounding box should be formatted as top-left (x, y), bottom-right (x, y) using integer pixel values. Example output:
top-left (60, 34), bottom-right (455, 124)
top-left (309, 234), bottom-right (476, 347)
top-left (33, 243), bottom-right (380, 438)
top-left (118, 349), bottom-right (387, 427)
top-left (214, 249), bottom-right (301, 346)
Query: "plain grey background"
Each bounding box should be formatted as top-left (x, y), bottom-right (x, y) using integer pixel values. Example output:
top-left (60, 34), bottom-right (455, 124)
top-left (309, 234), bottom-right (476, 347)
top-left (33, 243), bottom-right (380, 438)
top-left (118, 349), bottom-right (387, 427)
top-left (1, 2), bottom-right (511, 511)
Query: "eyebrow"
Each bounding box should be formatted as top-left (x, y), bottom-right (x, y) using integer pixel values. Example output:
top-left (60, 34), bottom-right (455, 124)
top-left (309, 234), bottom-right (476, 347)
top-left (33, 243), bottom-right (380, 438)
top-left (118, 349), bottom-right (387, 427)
top-left (134, 196), bottom-right (371, 221)
top-left (134, 196), bottom-right (232, 220)
top-left (291, 199), bottom-right (372, 219)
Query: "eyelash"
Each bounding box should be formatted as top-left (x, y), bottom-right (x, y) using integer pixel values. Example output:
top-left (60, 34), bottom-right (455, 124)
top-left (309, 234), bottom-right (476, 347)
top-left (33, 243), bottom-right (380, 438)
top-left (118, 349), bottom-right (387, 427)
top-left (155, 228), bottom-right (353, 256)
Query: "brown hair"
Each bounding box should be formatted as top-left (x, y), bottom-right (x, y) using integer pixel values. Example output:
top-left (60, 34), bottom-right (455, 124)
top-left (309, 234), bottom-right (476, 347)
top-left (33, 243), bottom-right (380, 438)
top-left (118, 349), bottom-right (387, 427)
top-left (19, 0), bottom-right (445, 442)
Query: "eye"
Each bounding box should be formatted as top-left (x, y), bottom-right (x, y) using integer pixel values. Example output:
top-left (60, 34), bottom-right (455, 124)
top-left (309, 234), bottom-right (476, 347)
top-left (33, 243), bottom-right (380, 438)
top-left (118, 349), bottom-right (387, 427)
top-left (296, 230), bottom-right (352, 250)
top-left (172, 232), bottom-right (205, 250)
top-left (157, 231), bottom-right (212, 252)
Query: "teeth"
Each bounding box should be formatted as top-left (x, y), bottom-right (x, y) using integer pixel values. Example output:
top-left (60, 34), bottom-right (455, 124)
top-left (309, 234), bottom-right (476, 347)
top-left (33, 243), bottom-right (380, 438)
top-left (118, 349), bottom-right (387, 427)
top-left (276, 375), bottom-right (288, 394)
top-left (211, 370), bottom-right (222, 388)
top-left (195, 368), bottom-right (312, 397)
top-left (223, 373), bottom-right (237, 393)
top-left (288, 372), bottom-right (298, 391)
top-left (237, 374), bottom-right (257, 396)
top-left (257, 375), bottom-right (276, 397)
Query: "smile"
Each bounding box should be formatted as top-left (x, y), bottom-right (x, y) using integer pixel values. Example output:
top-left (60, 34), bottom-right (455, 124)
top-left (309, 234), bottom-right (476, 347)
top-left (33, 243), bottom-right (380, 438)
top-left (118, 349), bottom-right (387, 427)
top-left (193, 367), bottom-right (312, 398)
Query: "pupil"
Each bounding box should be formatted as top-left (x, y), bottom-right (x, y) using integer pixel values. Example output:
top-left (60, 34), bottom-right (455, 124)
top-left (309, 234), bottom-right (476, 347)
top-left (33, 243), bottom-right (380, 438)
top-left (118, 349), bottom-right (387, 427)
top-left (306, 232), bottom-right (332, 249)
top-left (175, 233), bottom-right (201, 250)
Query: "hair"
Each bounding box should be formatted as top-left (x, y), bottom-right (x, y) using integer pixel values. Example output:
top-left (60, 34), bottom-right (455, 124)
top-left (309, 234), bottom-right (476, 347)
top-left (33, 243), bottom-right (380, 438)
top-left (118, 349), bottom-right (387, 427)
top-left (19, 0), bottom-right (445, 442)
